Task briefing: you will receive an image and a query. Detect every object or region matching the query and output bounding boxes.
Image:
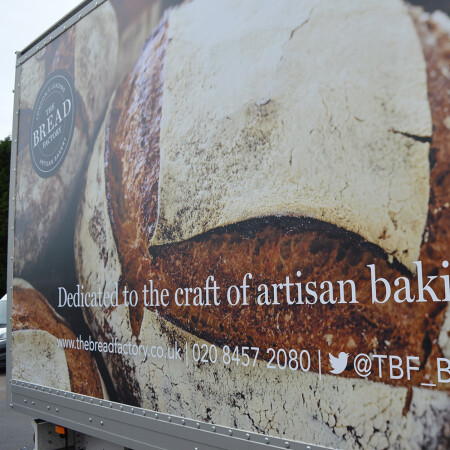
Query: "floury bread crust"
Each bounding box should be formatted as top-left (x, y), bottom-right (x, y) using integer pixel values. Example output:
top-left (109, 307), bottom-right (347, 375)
top-left (81, 0), bottom-right (448, 387)
top-left (156, 0), bottom-right (431, 272)
top-left (75, 1), bottom-right (450, 448)
top-left (12, 279), bottom-right (105, 398)
top-left (12, 330), bottom-right (71, 391)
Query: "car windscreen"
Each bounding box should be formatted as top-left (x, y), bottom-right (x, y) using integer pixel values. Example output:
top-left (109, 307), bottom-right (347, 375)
top-left (0, 299), bottom-right (6, 327)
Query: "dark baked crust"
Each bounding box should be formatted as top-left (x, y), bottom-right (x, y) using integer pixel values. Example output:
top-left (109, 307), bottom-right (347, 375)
top-left (101, 10), bottom-right (449, 390)
top-left (12, 284), bottom-right (104, 397)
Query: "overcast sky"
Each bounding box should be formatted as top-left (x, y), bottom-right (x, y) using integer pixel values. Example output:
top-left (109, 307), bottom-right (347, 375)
top-left (0, 0), bottom-right (82, 139)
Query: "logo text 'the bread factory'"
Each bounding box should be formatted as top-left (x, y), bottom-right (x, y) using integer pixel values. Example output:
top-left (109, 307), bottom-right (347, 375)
top-left (29, 70), bottom-right (75, 178)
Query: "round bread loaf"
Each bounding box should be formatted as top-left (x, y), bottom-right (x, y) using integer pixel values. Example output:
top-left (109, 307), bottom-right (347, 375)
top-left (14, 2), bottom-right (119, 276)
top-left (75, 1), bottom-right (450, 448)
top-left (12, 279), bottom-right (105, 397)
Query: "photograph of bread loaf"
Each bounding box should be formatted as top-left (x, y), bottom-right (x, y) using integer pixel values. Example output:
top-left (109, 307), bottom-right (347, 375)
top-left (11, 0), bottom-right (450, 449)
top-left (11, 279), bottom-right (105, 397)
top-left (14, 1), bottom-right (119, 278)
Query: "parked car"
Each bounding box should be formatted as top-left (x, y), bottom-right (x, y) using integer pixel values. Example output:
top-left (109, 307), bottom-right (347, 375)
top-left (0, 294), bottom-right (6, 368)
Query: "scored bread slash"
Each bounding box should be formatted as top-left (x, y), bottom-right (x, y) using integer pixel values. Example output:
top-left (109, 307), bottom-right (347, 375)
top-left (74, 0), bottom-right (450, 448)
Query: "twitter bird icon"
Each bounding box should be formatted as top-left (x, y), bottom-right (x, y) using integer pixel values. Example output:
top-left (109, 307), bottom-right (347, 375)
top-left (329, 352), bottom-right (349, 374)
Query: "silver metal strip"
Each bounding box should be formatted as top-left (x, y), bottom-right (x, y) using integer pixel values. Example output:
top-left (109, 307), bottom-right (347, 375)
top-left (16, 0), bottom-right (107, 67)
top-left (6, 50), bottom-right (22, 408)
top-left (10, 381), bottom-right (328, 450)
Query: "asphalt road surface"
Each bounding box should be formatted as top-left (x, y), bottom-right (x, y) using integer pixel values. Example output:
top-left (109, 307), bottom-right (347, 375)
top-left (0, 368), bottom-right (35, 450)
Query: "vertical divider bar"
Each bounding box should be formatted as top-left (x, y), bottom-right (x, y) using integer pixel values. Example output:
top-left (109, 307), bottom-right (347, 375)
top-left (6, 52), bottom-right (22, 405)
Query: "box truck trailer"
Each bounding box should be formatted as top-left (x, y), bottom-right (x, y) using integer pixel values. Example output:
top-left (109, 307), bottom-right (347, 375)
top-left (6, 0), bottom-right (450, 448)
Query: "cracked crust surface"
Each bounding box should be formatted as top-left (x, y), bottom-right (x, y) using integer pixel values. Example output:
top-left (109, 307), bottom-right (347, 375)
top-left (95, 3), bottom-right (450, 390)
top-left (75, 2), bottom-right (450, 448)
top-left (153, 0), bottom-right (431, 272)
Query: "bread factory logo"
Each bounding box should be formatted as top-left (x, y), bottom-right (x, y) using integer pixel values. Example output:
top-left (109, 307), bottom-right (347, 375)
top-left (29, 70), bottom-right (75, 178)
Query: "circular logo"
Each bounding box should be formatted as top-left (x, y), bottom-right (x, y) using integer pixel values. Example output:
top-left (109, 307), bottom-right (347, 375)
top-left (29, 70), bottom-right (76, 178)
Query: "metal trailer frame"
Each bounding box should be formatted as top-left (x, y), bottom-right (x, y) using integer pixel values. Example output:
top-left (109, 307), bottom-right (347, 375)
top-left (5, 1), bottom-right (325, 449)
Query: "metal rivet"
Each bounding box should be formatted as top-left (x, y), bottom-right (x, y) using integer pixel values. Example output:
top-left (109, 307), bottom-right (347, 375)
top-left (109, 403), bottom-right (112, 408)
top-left (100, 421), bottom-right (104, 426)
top-left (9, 404), bottom-right (13, 408)
top-left (73, 395), bottom-right (75, 399)
top-left (96, 1), bottom-right (99, 5)
top-left (90, 398), bottom-right (93, 403)
top-left (99, 401), bottom-right (102, 406)
top-left (89, 418), bottom-right (92, 422)
top-left (120, 406), bottom-right (123, 411)
top-left (212, 426), bottom-right (215, 432)
top-left (155, 413), bottom-right (158, 419)
top-left (246, 433), bottom-right (250, 440)
top-left (32, 401), bottom-right (35, 406)
top-left (181, 419), bottom-right (185, 425)
top-left (55, 408), bottom-right (59, 413)
top-left (47, 406), bottom-right (50, 410)
top-left (228, 430), bottom-right (233, 436)
top-left (17, 83), bottom-right (20, 87)
top-left (64, 393), bottom-right (67, 397)
top-left (64, 26), bottom-right (66, 30)
top-left (79, 14), bottom-right (82, 18)
top-left (168, 417), bottom-right (171, 422)
top-left (306, 447), bottom-right (311, 450)
top-left (265, 437), bottom-right (270, 444)
top-left (56, 391), bottom-right (59, 395)
top-left (81, 397), bottom-right (84, 401)
top-left (23, 399), bottom-right (27, 403)
top-left (49, 389), bottom-right (52, 393)
top-left (196, 422), bottom-right (200, 429)
top-left (143, 411), bottom-right (146, 416)
top-left (284, 442), bottom-right (290, 449)
top-left (131, 408), bottom-right (134, 413)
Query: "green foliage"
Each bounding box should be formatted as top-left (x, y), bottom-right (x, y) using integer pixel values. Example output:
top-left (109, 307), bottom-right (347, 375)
top-left (0, 136), bottom-right (11, 297)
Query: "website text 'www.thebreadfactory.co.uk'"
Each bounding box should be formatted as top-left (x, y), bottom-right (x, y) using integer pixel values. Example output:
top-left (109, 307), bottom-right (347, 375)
top-left (56, 335), bottom-right (450, 386)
